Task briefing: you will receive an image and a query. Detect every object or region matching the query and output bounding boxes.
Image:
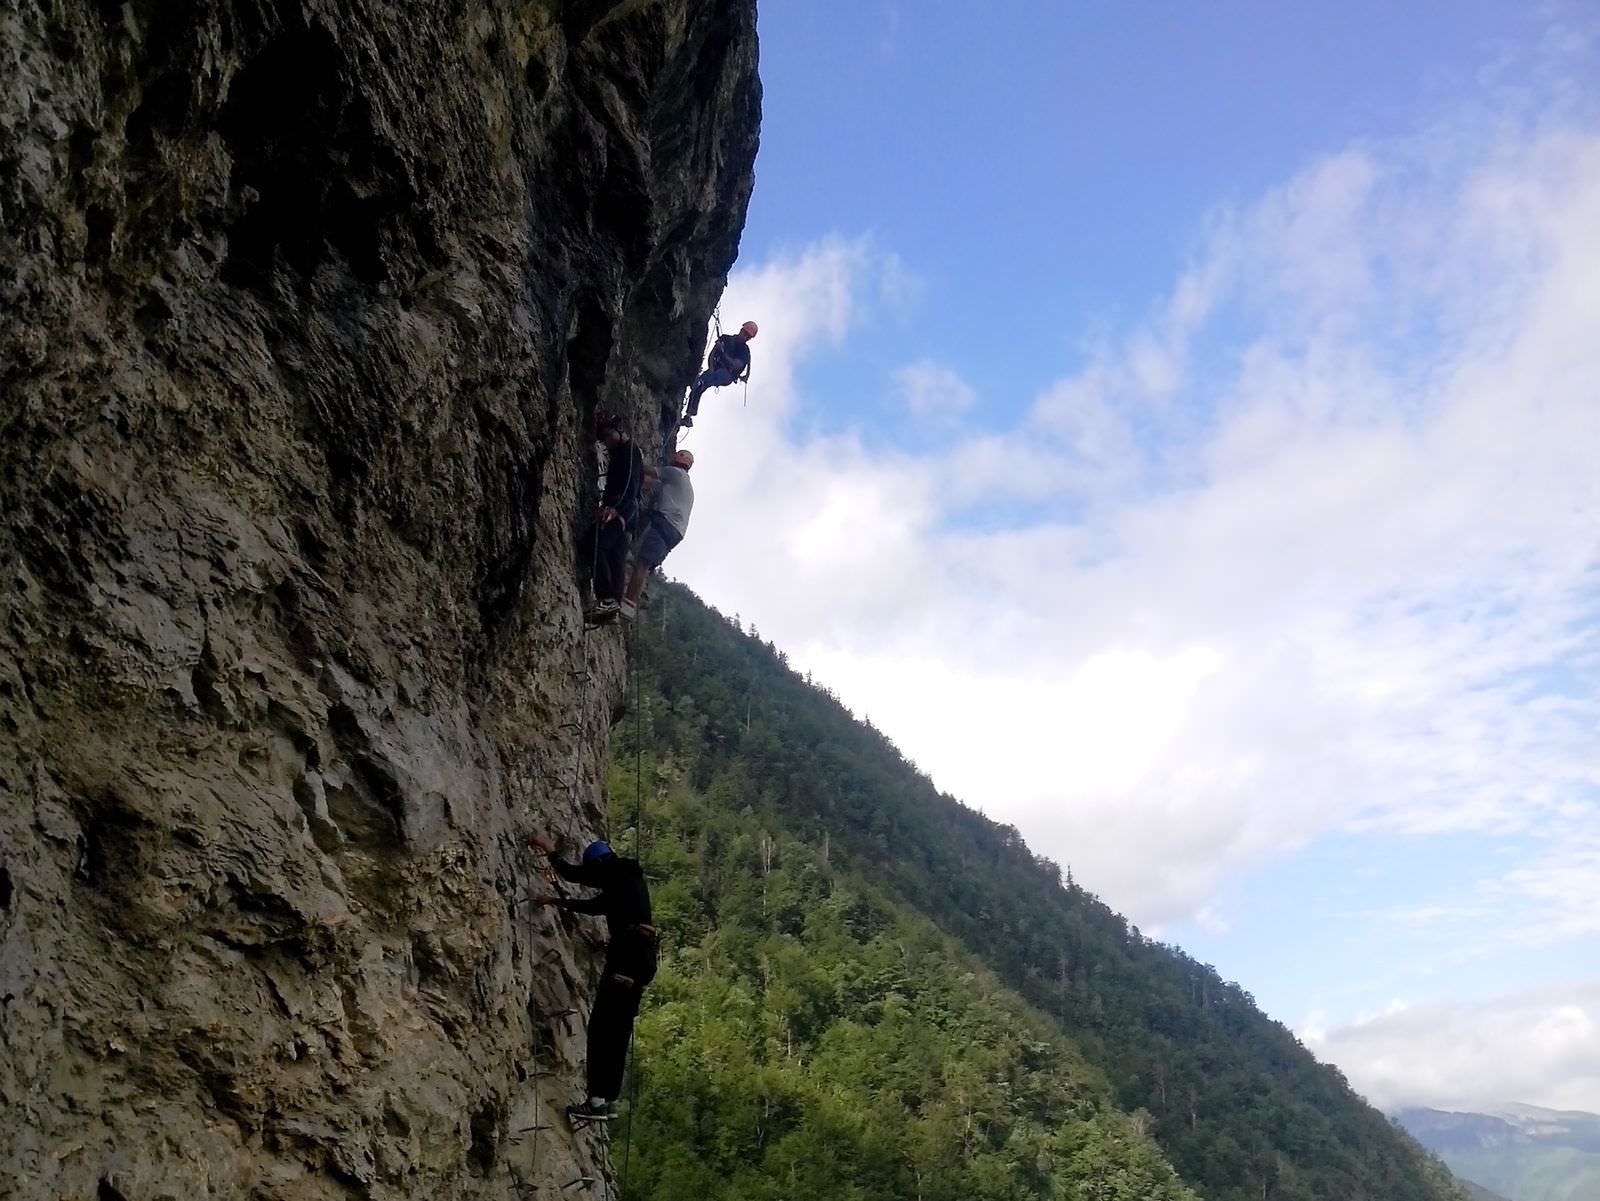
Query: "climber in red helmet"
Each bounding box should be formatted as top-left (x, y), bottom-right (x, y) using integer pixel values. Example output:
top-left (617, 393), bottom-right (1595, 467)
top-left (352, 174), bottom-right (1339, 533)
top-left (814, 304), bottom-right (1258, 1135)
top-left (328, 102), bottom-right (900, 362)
top-left (679, 319), bottom-right (757, 428)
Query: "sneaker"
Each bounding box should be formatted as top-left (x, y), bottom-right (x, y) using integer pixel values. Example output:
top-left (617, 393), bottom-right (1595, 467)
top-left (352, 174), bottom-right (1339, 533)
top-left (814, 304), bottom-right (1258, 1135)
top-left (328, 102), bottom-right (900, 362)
top-left (587, 599), bottom-right (620, 624)
top-left (619, 599), bottom-right (638, 621)
top-left (678, 416), bottom-right (693, 428)
top-left (567, 1100), bottom-right (613, 1123)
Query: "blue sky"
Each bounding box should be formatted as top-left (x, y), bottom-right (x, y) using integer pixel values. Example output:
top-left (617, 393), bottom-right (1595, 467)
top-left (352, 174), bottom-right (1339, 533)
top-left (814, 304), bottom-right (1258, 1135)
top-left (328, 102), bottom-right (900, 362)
top-left (744, 2), bottom-right (1558, 430)
top-left (667, 2), bottom-right (1600, 1112)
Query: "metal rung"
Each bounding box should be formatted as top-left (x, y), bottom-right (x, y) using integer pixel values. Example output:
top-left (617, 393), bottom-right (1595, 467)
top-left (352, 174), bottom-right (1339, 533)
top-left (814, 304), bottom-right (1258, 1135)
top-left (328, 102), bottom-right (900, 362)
top-left (564, 1178), bottom-right (596, 1189)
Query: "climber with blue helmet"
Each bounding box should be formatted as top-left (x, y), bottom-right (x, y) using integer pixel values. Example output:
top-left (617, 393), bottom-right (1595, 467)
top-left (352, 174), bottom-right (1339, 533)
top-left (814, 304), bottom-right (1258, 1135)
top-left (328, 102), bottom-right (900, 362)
top-left (525, 830), bottom-right (657, 1123)
top-left (679, 319), bottom-right (756, 428)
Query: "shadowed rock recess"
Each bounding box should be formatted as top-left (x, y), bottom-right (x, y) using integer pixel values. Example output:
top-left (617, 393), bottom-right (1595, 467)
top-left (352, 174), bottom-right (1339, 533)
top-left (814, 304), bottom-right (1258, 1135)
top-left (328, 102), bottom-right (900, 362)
top-left (0, 0), bottom-right (758, 1196)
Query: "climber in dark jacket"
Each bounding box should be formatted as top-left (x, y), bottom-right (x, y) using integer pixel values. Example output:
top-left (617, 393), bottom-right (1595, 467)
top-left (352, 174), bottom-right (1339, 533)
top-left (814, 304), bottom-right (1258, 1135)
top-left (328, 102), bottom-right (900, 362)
top-left (680, 320), bottom-right (757, 427)
top-left (579, 409), bottom-right (644, 623)
top-left (525, 832), bottom-right (657, 1123)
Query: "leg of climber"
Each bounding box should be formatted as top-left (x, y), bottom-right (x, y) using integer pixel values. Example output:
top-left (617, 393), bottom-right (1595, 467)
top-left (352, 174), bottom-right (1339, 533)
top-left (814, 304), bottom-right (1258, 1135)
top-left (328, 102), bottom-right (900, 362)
top-left (620, 514), bottom-right (682, 619)
top-left (681, 366), bottom-right (734, 426)
top-left (586, 970), bottom-right (644, 1105)
top-left (587, 411), bottom-right (644, 621)
top-left (586, 519), bottom-right (628, 621)
top-left (622, 559), bottom-right (649, 617)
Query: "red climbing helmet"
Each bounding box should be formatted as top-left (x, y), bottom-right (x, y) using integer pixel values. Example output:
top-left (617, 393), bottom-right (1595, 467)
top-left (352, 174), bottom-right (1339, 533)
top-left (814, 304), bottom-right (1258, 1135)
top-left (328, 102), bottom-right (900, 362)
top-left (739, 320), bottom-right (758, 339)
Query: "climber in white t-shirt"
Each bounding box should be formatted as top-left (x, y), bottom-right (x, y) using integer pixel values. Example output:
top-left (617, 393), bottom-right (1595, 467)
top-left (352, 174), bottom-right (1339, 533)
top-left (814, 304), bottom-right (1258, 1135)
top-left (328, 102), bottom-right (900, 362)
top-left (621, 448), bottom-right (694, 619)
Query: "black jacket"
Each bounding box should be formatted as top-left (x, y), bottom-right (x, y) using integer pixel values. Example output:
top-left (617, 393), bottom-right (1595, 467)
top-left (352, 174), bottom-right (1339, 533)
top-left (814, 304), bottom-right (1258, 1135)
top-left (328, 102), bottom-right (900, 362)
top-left (549, 852), bottom-right (653, 940)
top-left (708, 334), bottom-right (752, 382)
top-left (599, 437), bottom-right (645, 524)
top-left (550, 852), bottom-right (655, 982)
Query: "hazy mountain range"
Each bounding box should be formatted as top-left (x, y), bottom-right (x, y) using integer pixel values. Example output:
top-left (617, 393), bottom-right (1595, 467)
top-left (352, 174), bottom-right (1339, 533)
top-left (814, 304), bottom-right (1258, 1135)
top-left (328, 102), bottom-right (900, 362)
top-left (1395, 1104), bottom-right (1600, 1201)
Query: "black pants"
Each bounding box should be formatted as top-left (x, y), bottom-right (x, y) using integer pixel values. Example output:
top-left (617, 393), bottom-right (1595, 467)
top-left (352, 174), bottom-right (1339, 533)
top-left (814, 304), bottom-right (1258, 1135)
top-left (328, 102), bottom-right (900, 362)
top-left (587, 943), bottom-right (657, 1101)
top-left (578, 519), bottom-right (629, 603)
top-left (685, 366), bottom-right (734, 417)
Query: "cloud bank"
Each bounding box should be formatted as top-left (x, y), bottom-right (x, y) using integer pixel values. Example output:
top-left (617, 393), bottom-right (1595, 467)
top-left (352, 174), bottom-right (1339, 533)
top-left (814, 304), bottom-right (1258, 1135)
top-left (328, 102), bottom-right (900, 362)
top-left (1308, 981), bottom-right (1600, 1112)
top-left (670, 92), bottom-right (1600, 1109)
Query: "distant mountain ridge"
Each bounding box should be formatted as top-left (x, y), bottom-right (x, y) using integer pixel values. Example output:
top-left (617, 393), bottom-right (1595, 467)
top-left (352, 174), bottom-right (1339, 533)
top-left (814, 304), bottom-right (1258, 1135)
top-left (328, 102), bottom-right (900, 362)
top-left (1396, 1104), bottom-right (1600, 1201)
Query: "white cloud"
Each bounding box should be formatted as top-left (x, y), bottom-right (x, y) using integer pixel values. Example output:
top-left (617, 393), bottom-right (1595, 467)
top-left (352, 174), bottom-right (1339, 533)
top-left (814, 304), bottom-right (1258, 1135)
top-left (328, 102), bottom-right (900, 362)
top-left (1306, 980), bottom-right (1600, 1112)
top-left (669, 76), bottom-right (1600, 1109)
top-left (895, 360), bottom-right (976, 417)
top-left (681, 111), bottom-right (1600, 925)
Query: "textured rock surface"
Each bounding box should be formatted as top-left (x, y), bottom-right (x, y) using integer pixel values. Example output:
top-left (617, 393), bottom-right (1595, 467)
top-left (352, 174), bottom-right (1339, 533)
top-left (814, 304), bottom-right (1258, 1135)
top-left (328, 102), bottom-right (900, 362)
top-left (0, 1), bottom-right (758, 1197)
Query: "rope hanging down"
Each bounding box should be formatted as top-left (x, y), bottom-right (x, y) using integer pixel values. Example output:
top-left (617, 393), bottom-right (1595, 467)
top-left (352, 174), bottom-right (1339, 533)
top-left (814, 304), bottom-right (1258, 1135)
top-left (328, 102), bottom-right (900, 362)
top-left (616, 617), bottom-right (648, 1201)
top-left (532, 421), bottom-right (655, 1201)
top-left (675, 303), bottom-right (725, 445)
top-left (528, 455), bottom-right (606, 1191)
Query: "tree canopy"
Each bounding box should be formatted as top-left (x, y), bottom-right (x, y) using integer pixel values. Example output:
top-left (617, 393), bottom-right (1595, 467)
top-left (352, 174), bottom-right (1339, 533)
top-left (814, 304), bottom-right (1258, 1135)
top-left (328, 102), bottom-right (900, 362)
top-left (604, 582), bottom-right (1465, 1201)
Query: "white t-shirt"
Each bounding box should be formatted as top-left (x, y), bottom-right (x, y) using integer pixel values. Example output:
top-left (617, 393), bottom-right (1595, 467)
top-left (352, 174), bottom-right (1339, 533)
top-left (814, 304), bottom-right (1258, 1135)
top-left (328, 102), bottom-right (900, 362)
top-left (654, 465), bottom-right (694, 535)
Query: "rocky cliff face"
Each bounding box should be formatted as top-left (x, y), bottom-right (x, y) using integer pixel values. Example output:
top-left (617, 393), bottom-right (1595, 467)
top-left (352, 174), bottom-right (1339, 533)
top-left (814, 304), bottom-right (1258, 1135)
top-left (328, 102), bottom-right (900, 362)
top-left (0, 1), bottom-right (758, 1197)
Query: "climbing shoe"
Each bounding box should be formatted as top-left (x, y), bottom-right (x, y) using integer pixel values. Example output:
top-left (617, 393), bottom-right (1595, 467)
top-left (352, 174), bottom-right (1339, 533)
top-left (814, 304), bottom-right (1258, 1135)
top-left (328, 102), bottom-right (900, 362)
top-left (567, 1100), bottom-right (614, 1123)
top-left (678, 415), bottom-right (693, 428)
top-left (587, 599), bottom-right (620, 624)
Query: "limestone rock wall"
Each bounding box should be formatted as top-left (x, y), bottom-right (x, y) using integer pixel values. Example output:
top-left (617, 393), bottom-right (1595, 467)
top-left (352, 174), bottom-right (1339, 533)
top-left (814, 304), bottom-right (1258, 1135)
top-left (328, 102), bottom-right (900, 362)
top-left (0, 1), bottom-right (758, 1197)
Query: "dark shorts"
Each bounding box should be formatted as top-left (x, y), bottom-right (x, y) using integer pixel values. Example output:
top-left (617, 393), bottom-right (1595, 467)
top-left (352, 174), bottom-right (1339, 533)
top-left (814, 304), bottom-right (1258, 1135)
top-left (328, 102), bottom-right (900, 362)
top-left (638, 513), bottom-right (684, 570)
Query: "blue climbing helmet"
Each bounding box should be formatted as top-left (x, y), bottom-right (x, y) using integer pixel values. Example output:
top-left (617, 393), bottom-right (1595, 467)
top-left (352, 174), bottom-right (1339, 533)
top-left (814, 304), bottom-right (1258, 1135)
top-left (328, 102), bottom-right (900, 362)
top-left (582, 840), bottom-right (614, 865)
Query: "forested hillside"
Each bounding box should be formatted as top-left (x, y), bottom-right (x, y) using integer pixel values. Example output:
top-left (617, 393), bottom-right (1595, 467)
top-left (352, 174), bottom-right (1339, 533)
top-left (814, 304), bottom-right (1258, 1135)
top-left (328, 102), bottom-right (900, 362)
top-left (608, 777), bottom-right (1197, 1201)
top-left (603, 582), bottom-right (1464, 1201)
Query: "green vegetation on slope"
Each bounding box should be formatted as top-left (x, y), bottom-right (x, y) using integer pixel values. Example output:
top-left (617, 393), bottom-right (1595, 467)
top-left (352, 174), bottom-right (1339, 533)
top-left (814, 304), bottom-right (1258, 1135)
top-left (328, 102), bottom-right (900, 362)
top-left (1437, 1148), bottom-right (1600, 1201)
top-left (611, 777), bottom-right (1196, 1201)
top-left (613, 582), bottom-right (1464, 1201)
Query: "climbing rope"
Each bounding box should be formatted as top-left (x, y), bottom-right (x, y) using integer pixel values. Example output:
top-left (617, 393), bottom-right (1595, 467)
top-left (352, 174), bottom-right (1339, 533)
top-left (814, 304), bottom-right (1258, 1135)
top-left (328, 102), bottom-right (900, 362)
top-left (632, 601), bottom-right (646, 859)
top-left (556, 417), bottom-right (655, 1201)
top-left (527, 419), bottom-right (612, 1193)
top-left (612, 607), bottom-right (652, 1201)
top-left (536, 409), bottom-right (672, 1200)
top-left (613, 626), bottom-right (643, 1201)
